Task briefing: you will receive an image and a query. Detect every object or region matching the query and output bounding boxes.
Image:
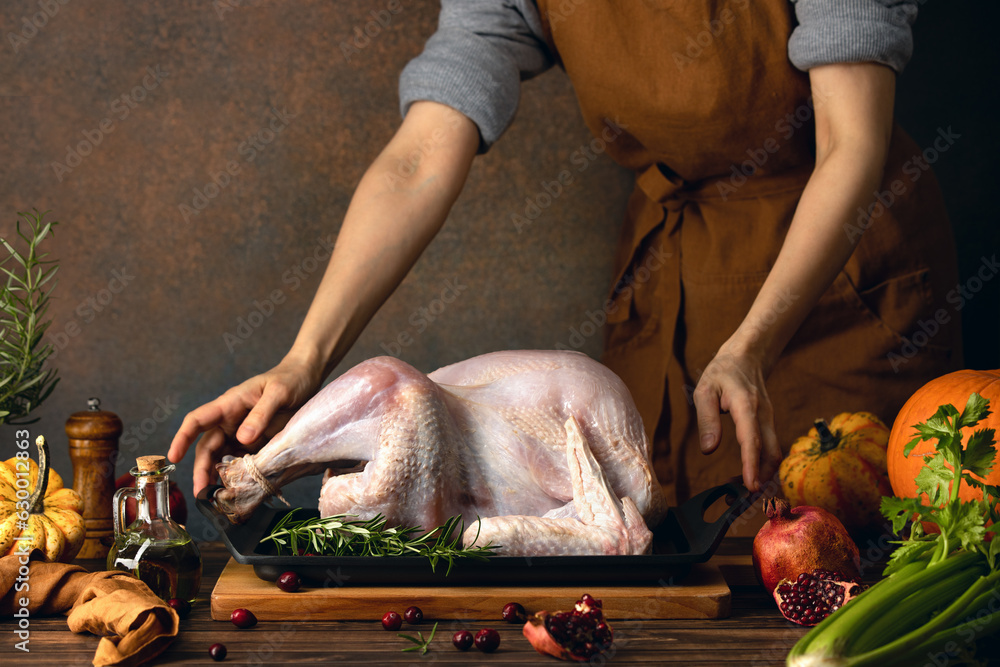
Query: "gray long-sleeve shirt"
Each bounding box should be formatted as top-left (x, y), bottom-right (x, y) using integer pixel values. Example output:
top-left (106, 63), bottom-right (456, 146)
top-left (399, 0), bottom-right (918, 152)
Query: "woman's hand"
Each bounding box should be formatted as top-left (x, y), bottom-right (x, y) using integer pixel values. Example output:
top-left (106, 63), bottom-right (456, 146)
top-left (167, 353), bottom-right (324, 497)
top-left (694, 62), bottom-right (897, 492)
top-left (693, 344), bottom-right (781, 493)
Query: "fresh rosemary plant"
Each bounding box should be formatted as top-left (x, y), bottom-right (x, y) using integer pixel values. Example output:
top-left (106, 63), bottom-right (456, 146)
top-left (260, 510), bottom-right (499, 575)
top-left (399, 622), bottom-right (438, 654)
top-left (0, 210), bottom-right (59, 424)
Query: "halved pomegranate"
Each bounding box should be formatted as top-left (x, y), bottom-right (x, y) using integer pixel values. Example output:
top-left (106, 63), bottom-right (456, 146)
top-left (522, 593), bottom-right (613, 662)
top-left (773, 569), bottom-right (866, 626)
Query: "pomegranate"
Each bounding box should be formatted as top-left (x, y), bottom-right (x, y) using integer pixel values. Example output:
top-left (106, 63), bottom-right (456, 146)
top-left (523, 593), bottom-right (613, 662)
top-left (752, 498), bottom-right (861, 593)
top-left (403, 605), bottom-right (423, 624)
top-left (208, 643), bottom-right (227, 661)
top-left (230, 608), bottom-right (257, 628)
top-left (773, 569), bottom-right (866, 626)
top-left (381, 611), bottom-right (402, 631)
top-left (452, 630), bottom-right (473, 650)
top-left (502, 602), bottom-right (526, 623)
top-left (475, 628), bottom-right (501, 653)
top-left (115, 471), bottom-right (188, 525)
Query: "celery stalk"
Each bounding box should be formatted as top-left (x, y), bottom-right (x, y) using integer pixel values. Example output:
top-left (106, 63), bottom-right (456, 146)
top-left (848, 565), bottom-right (985, 655)
top-left (844, 568), bottom-right (995, 666)
top-left (790, 553), bottom-right (978, 661)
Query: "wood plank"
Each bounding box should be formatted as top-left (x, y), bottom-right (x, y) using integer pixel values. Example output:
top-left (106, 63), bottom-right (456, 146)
top-left (210, 558), bottom-right (731, 621)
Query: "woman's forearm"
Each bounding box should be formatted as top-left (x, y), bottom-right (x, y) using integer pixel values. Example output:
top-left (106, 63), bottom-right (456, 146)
top-left (286, 101), bottom-right (480, 378)
top-left (723, 63), bottom-right (897, 370)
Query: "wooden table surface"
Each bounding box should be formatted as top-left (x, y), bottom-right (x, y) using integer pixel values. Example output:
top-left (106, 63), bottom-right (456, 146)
top-left (2, 539), bottom-right (996, 666)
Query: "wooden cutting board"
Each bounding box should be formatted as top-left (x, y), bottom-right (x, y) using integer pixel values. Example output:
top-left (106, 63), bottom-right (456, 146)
top-left (210, 558), bottom-right (731, 620)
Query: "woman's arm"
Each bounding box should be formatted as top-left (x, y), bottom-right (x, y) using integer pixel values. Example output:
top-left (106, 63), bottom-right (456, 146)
top-left (693, 62), bottom-right (896, 492)
top-left (168, 101), bottom-right (480, 495)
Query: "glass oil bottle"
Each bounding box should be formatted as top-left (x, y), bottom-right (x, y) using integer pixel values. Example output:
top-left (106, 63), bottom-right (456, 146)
top-left (108, 455), bottom-right (202, 602)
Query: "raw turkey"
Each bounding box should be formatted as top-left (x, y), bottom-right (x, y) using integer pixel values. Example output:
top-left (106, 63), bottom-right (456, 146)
top-left (213, 350), bottom-right (667, 556)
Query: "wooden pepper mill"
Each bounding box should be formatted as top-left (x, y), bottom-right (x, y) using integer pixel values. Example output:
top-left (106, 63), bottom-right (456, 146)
top-left (66, 397), bottom-right (122, 559)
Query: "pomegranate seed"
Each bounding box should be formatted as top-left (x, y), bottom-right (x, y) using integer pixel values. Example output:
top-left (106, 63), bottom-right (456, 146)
top-left (452, 629), bottom-right (474, 650)
top-left (167, 598), bottom-right (191, 618)
top-left (230, 608), bottom-right (257, 629)
top-left (209, 642), bottom-right (227, 660)
top-left (381, 611), bottom-right (402, 631)
top-left (403, 606), bottom-right (423, 625)
top-left (475, 628), bottom-right (501, 653)
top-left (501, 602), bottom-right (526, 623)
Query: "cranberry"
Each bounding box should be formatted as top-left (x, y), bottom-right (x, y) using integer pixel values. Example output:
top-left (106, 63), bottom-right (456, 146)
top-left (208, 643), bottom-right (227, 661)
top-left (381, 611), bottom-right (402, 631)
top-left (403, 605), bottom-right (423, 625)
top-left (277, 571), bottom-right (301, 592)
top-left (475, 628), bottom-right (501, 653)
top-left (167, 598), bottom-right (191, 618)
top-left (452, 629), bottom-right (474, 650)
top-left (230, 608), bottom-right (257, 629)
top-left (501, 601), bottom-right (526, 623)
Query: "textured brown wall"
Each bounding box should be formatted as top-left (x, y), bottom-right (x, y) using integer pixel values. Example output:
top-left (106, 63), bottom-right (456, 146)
top-left (0, 0), bottom-right (633, 540)
top-left (1, 0), bottom-right (997, 544)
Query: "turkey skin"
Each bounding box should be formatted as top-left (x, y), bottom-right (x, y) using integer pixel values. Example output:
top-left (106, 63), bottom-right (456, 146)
top-left (213, 350), bottom-right (667, 556)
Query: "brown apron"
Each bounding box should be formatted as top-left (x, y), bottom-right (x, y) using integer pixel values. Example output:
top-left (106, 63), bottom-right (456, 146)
top-left (535, 0), bottom-right (962, 530)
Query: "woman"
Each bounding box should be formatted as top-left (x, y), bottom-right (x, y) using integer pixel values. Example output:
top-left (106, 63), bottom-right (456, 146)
top-left (168, 0), bottom-right (961, 512)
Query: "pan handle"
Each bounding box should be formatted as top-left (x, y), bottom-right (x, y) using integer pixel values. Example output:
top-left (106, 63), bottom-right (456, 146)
top-left (674, 482), bottom-right (753, 559)
top-left (194, 483), bottom-right (228, 524)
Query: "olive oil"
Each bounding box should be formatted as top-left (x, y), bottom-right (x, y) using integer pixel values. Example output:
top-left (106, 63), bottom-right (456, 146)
top-left (108, 455), bottom-right (202, 602)
top-left (108, 535), bottom-right (202, 602)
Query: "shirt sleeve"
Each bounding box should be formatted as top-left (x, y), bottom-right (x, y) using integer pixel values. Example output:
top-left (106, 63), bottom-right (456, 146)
top-left (788, 0), bottom-right (919, 73)
top-left (399, 0), bottom-right (553, 153)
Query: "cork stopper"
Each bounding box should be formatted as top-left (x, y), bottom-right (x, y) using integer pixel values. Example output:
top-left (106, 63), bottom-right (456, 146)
top-left (136, 455), bottom-right (168, 473)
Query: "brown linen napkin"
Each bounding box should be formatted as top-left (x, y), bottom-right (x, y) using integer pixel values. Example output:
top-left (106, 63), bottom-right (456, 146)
top-left (0, 548), bottom-right (179, 666)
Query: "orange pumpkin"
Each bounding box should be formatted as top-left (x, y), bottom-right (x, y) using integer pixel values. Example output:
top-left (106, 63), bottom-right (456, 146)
top-left (780, 412), bottom-right (892, 533)
top-left (887, 369), bottom-right (1000, 509)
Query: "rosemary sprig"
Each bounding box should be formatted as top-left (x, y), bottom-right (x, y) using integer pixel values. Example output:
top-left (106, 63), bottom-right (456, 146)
top-left (0, 209), bottom-right (60, 424)
top-left (398, 621), bottom-right (438, 654)
top-left (259, 510), bottom-right (499, 575)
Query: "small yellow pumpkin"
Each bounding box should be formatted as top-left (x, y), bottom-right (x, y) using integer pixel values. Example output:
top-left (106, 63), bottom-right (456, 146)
top-left (779, 412), bottom-right (892, 534)
top-left (0, 435), bottom-right (85, 562)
